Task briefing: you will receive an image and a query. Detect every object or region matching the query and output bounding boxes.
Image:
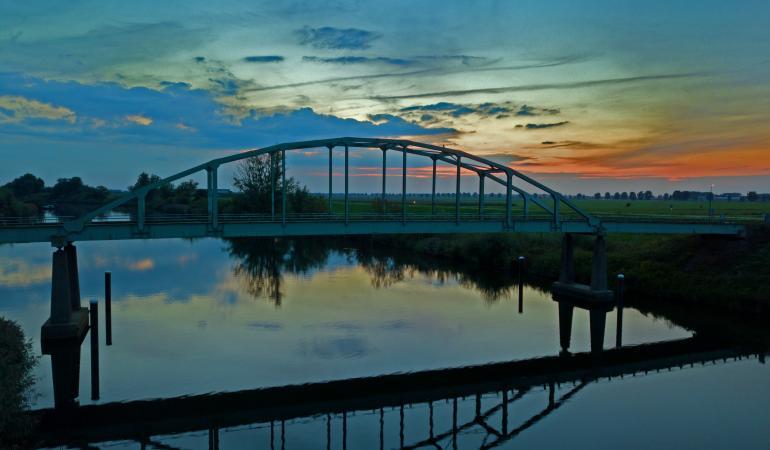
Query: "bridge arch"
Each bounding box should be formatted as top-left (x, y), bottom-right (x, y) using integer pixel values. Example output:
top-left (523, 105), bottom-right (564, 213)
top-left (63, 137), bottom-right (594, 235)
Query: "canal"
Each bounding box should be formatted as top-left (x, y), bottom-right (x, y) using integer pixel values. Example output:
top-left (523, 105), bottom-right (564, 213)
top-left (1, 237), bottom-right (768, 448)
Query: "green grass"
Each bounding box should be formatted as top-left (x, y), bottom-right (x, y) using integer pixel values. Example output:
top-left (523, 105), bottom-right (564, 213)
top-left (369, 225), bottom-right (770, 316)
top-left (324, 197), bottom-right (769, 220)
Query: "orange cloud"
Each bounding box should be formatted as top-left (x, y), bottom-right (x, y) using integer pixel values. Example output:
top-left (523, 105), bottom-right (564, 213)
top-left (125, 114), bottom-right (153, 126)
top-left (510, 145), bottom-right (770, 180)
top-left (127, 258), bottom-right (155, 271)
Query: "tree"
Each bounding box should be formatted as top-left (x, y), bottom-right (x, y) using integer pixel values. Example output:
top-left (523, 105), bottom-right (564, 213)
top-left (613, 192), bottom-right (620, 200)
top-left (130, 172), bottom-right (173, 205)
top-left (0, 188), bottom-right (37, 216)
top-left (604, 192), bottom-right (611, 200)
top-left (50, 177), bottom-right (85, 200)
top-left (3, 173), bottom-right (44, 199)
top-left (747, 191), bottom-right (758, 201)
top-left (233, 155), bottom-right (282, 213)
top-left (0, 318), bottom-right (38, 446)
top-left (621, 192), bottom-right (629, 200)
top-left (173, 180), bottom-right (198, 205)
top-left (232, 154), bottom-right (326, 214)
top-left (644, 190), bottom-right (653, 200)
top-left (594, 192), bottom-right (601, 199)
top-left (629, 192), bottom-right (637, 200)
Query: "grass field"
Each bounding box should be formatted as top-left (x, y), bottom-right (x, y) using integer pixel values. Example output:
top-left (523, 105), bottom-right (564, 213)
top-left (325, 196), bottom-right (770, 221)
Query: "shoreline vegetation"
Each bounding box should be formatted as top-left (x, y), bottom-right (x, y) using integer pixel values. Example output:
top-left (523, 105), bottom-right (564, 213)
top-left (0, 318), bottom-right (37, 447)
top-left (366, 226), bottom-right (770, 317)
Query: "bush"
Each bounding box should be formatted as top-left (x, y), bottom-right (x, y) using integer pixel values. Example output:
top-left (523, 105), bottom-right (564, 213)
top-left (0, 318), bottom-right (38, 447)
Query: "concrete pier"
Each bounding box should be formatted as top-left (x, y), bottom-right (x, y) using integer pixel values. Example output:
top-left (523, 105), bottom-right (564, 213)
top-left (552, 233), bottom-right (613, 303)
top-left (41, 243), bottom-right (89, 408)
top-left (556, 296), bottom-right (614, 353)
top-left (41, 244), bottom-right (89, 352)
top-left (553, 233), bottom-right (616, 353)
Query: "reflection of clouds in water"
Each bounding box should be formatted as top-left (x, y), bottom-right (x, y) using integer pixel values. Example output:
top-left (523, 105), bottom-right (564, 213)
top-left (298, 336), bottom-right (370, 359)
top-left (305, 320), bottom-right (413, 332)
top-left (0, 258), bottom-right (50, 287)
top-left (322, 321), bottom-right (364, 331)
top-left (379, 320), bottom-right (411, 330)
top-left (177, 253), bottom-right (198, 267)
top-left (247, 321), bottom-right (283, 330)
top-left (220, 291), bottom-right (238, 305)
top-left (83, 254), bottom-right (157, 272)
top-left (127, 258), bottom-right (154, 271)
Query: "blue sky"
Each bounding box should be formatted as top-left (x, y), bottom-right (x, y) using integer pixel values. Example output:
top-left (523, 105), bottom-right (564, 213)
top-left (1, 0), bottom-right (769, 193)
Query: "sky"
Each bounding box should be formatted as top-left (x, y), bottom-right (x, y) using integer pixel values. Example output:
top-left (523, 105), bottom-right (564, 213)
top-left (1, 0), bottom-right (769, 194)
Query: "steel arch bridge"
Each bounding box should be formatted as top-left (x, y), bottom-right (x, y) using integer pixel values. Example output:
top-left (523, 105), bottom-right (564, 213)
top-left (0, 137), bottom-right (744, 245)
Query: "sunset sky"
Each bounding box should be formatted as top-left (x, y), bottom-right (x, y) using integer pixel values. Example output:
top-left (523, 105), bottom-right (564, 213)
top-left (1, 0), bottom-right (769, 193)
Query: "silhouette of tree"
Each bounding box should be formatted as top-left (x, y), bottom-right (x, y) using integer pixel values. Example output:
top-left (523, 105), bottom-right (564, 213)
top-left (0, 318), bottom-right (38, 446)
top-left (231, 155), bottom-right (326, 214)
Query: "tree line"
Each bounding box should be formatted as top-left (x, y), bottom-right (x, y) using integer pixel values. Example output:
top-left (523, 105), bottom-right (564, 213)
top-left (0, 155), bottom-right (326, 218)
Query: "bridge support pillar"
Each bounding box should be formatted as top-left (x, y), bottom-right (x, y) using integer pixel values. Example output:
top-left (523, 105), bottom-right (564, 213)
top-left (558, 301), bottom-right (573, 353)
top-left (42, 243), bottom-right (89, 409)
top-left (552, 233), bottom-right (613, 353)
top-left (559, 233), bottom-right (575, 283)
top-left (553, 234), bottom-right (612, 302)
top-left (555, 297), bottom-right (611, 354)
top-left (207, 165), bottom-right (219, 231)
top-left (64, 243), bottom-right (80, 310)
top-left (590, 234), bottom-right (607, 291)
top-left (50, 343), bottom-right (82, 409)
top-left (589, 308), bottom-right (607, 353)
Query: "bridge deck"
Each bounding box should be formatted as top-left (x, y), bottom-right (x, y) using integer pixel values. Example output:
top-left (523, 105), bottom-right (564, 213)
top-left (0, 213), bottom-right (746, 244)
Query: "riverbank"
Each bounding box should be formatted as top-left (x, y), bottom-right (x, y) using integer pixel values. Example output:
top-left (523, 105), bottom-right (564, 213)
top-left (369, 225), bottom-right (770, 316)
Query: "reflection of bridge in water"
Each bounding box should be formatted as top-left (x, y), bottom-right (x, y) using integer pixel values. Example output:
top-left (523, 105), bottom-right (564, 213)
top-left (34, 336), bottom-right (764, 448)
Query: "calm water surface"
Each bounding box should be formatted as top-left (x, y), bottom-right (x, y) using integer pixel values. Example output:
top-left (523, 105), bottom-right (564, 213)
top-left (1, 238), bottom-right (768, 449)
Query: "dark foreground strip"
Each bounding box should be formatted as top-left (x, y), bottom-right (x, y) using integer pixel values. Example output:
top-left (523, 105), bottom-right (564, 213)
top-left (33, 337), bottom-right (751, 446)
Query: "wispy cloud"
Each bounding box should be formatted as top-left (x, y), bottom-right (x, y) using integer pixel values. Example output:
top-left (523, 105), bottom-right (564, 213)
top-left (515, 105), bottom-right (559, 116)
top-left (0, 95), bottom-right (76, 124)
top-left (397, 101), bottom-right (560, 121)
top-left (519, 121), bottom-right (570, 129)
top-left (303, 56), bottom-right (412, 65)
top-left (371, 73), bottom-right (705, 100)
top-left (242, 56), bottom-right (583, 94)
top-left (125, 114), bottom-right (153, 126)
top-left (0, 22), bottom-right (208, 78)
top-left (296, 26), bottom-right (380, 50)
top-left (243, 55), bottom-right (285, 63)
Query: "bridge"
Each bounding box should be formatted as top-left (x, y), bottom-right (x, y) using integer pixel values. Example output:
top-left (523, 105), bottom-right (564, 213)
top-left (0, 137), bottom-right (745, 246)
top-left (32, 336), bottom-right (765, 448)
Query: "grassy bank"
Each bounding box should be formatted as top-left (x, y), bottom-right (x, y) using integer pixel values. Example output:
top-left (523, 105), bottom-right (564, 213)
top-left (328, 197), bottom-right (770, 221)
top-left (369, 226), bottom-right (770, 316)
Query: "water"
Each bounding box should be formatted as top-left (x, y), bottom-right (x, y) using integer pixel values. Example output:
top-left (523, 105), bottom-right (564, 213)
top-left (1, 238), bottom-right (768, 448)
